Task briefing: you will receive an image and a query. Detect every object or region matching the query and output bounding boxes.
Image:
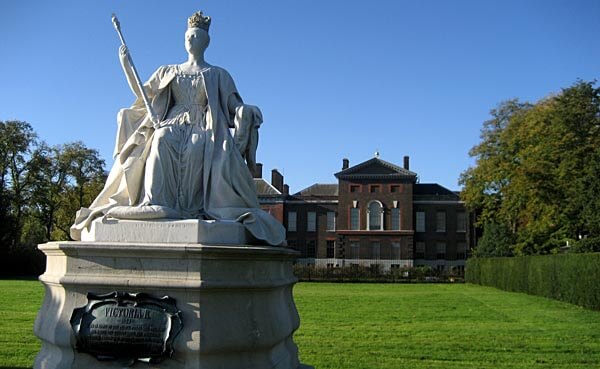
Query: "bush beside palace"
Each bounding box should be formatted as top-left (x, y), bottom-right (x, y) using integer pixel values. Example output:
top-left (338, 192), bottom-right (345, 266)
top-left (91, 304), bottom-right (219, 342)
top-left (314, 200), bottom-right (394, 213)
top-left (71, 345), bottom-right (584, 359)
top-left (466, 253), bottom-right (600, 310)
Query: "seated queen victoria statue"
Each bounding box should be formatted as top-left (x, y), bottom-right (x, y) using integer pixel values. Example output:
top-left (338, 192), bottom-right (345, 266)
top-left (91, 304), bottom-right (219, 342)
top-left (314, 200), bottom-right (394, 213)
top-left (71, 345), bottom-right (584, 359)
top-left (70, 11), bottom-right (285, 246)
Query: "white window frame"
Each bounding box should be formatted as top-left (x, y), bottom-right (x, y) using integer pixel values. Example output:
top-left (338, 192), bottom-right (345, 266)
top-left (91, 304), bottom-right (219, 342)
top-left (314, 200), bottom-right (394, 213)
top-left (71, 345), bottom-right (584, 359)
top-left (416, 241), bottom-right (425, 258)
top-left (287, 211), bottom-right (297, 232)
top-left (307, 240), bottom-right (316, 258)
top-left (372, 242), bottom-right (381, 260)
top-left (351, 242), bottom-right (360, 259)
top-left (326, 240), bottom-right (335, 258)
top-left (436, 211), bottom-right (446, 233)
top-left (436, 242), bottom-right (446, 259)
top-left (456, 212), bottom-right (467, 233)
top-left (307, 211), bottom-right (317, 232)
top-left (391, 208), bottom-right (401, 231)
top-left (350, 207), bottom-right (360, 230)
top-left (416, 211), bottom-right (426, 232)
top-left (366, 200), bottom-right (384, 231)
top-left (457, 242), bottom-right (467, 259)
top-left (392, 242), bottom-right (401, 259)
top-left (327, 211), bottom-right (336, 231)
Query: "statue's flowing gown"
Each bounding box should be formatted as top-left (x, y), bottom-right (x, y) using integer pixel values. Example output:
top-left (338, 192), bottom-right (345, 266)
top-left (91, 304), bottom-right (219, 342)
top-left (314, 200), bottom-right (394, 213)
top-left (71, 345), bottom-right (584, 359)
top-left (70, 65), bottom-right (285, 246)
top-left (142, 68), bottom-right (210, 218)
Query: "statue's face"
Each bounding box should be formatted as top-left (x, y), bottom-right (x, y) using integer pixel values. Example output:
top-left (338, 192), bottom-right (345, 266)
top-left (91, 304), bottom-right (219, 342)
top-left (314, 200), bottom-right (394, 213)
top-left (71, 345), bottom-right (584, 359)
top-left (185, 28), bottom-right (209, 54)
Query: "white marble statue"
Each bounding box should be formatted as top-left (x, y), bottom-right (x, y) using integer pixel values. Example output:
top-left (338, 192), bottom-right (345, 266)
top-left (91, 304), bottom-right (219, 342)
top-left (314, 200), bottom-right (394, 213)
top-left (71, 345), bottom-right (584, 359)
top-left (70, 11), bottom-right (285, 246)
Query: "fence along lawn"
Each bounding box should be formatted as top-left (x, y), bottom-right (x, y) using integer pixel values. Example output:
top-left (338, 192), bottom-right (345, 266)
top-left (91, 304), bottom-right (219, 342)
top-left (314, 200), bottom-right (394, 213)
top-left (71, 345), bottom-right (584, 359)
top-left (2, 281), bottom-right (600, 369)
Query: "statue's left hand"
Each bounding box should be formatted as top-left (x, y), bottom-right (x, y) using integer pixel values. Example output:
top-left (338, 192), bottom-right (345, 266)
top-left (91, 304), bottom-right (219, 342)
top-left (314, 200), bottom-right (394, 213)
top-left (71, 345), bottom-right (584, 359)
top-left (244, 105), bottom-right (263, 124)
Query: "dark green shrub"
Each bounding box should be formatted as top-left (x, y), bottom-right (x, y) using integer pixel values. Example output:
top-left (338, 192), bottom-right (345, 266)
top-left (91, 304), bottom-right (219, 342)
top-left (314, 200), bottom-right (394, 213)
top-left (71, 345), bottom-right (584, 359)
top-left (293, 264), bottom-right (458, 283)
top-left (474, 222), bottom-right (514, 257)
top-left (571, 237), bottom-right (600, 253)
top-left (466, 253), bottom-right (600, 310)
top-left (0, 245), bottom-right (45, 277)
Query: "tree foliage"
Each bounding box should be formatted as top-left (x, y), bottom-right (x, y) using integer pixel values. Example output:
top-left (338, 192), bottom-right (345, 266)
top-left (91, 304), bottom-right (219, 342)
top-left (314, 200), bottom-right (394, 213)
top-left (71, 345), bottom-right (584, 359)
top-left (31, 142), bottom-right (106, 241)
top-left (461, 81), bottom-right (600, 256)
top-left (473, 222), bottom-right (514, 258)
top-left (0, 121), bottom-right (106, 263)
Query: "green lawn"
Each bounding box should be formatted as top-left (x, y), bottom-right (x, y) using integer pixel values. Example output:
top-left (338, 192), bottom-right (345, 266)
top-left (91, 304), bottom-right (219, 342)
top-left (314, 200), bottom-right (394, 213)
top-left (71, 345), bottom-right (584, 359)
top-left (295, 283), bottom-right (600, 369)
top-left (2, 280), bottom-right (600, 369)
top-left (0, 279), bottom-right (44, 369)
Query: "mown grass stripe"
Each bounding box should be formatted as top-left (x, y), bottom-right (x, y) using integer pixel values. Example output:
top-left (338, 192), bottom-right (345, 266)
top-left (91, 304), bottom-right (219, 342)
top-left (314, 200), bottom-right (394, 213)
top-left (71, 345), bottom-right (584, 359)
top-left (2, 280), bottom-right (600, 368)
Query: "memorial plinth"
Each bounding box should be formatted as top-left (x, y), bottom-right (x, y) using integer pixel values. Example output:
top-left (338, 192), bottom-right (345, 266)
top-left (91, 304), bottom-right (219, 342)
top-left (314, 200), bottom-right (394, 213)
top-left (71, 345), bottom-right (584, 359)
top-left (34, 240), bottom-right (312, 369)
top-left (81, 218), bottom-right (252, 244)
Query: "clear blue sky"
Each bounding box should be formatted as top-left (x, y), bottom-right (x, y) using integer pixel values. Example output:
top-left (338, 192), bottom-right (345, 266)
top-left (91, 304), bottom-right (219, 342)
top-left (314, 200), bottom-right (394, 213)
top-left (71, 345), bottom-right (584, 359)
top-left (1, 1), bottom-right (599, 193)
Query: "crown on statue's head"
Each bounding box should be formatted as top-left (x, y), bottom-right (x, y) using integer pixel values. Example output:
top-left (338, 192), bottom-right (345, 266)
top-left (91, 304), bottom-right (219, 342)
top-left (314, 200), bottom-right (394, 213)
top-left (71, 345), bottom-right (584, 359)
top-left (188, 11), bottom-right (211, 31)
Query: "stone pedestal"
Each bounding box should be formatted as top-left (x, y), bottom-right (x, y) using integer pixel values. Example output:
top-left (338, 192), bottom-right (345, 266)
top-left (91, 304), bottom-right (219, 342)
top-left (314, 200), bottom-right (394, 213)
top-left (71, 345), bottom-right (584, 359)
top-left (34, 241), bottom-right (312, 369)
top-left (81, 218), bottom-right (252, 244)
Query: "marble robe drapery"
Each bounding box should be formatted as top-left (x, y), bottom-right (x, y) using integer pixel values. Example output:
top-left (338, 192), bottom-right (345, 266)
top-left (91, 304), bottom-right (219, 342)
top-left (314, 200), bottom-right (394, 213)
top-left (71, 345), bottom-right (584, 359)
top-left (70, 65), bottom-right (285, 246)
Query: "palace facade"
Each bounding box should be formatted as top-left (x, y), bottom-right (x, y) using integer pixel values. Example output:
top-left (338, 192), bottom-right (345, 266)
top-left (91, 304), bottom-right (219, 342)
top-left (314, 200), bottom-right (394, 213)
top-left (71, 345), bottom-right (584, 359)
top-left (254, 156), bottom-right (474, 272)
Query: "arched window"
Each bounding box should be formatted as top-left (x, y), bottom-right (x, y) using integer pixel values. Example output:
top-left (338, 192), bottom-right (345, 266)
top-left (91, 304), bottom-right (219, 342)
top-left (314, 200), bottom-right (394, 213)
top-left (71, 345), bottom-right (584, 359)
top-left (367, 201), bottom-right (384, 231)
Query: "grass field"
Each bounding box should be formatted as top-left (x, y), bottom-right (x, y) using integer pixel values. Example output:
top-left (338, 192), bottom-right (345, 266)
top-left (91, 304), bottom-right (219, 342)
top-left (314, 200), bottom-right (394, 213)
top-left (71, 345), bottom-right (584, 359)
top-left (2, 280), bottom-right (600, 369)
top-left (0, 279), bottom-right (44, 369)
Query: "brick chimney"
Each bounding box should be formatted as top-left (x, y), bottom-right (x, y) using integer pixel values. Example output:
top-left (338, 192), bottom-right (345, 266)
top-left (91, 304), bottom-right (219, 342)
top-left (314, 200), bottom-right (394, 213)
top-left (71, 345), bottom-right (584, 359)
top-left (271, 169), bottom-right (284, 193)
top-left (403, 156), bottom-right (410, 171)
top-left (342, 158), bottom-right (349, 170)
top-left (253, 163), bottom-right (263, 179)
top-left (283, 184), bottom-right (290, 196)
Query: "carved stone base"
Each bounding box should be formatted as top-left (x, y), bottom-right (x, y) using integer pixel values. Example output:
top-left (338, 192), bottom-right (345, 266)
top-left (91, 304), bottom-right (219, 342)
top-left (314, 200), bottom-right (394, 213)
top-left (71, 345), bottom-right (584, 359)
top-left (81, 218), bottom-right (251, 245)
top-left (34, 241), bottom-right (312, 369)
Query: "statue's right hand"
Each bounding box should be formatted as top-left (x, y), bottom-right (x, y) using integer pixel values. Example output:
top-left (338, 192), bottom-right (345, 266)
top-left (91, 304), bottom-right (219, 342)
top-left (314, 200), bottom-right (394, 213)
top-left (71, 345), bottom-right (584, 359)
top-left (119, 45), bottom-right (129, 61)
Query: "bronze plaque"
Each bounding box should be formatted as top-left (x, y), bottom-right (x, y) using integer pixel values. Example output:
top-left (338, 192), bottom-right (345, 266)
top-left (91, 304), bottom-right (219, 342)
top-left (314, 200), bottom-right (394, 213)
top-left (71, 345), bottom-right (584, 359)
top-left (70, 292), bottom-right (182, 364)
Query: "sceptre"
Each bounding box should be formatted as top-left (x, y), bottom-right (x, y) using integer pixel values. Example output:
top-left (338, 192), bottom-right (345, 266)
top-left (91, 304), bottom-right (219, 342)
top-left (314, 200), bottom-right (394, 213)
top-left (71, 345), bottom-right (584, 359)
top-left (111, 13), bottom-right (158, 126)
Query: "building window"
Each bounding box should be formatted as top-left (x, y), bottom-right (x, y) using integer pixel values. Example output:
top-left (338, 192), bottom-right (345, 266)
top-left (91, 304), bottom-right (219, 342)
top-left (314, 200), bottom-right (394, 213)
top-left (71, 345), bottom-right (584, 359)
top-left (453, 265), bottom-right (465, 273)
top-left (288, 239), bottom-right (297, 250)
top-left (436, 242), bottom-right (446, 259)
top-left (307, 240), bottom-right (316, 258)
top-left (456, 212), bottom-right (467, 233)
top-left (350, 207), bottom-right (360, 230)
top-left (416, 211), bottom-right (425, 232)
top-left (287, 212), bottom-right (297, 232)
top-left (391, 208), bottom-right (401, 231)
top-left (307, 212), bottom-right (316, 232)
top-left (350, 184), bottom-right (361, 193)
top-left (392, 242), bottom-right (401, 259)
top-left (326, 240), bottom-right (335, 258)
top-left (327, 212), bottom-right (336, 231)
top-left (457, 242), bottom-right (467, 260)
top-left (390, 185), bottom-right (401, 193)
top-left (351, 242), bottom-right (360, 259)
top-left (436, 211), bottom-right (446, 233)
top-left (367, 201), bottom-right (384, 231)
top-left (369, 185), bottom-right (381, 193)
top-left (371, 242), bottom-right (380, 260)
top-left (415, 242), bottom-right (425, 259)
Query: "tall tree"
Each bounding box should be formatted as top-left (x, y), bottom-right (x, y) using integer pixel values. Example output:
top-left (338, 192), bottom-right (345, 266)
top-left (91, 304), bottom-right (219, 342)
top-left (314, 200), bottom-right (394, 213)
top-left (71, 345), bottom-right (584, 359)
top-left (31, 142), bottom-right (105, 241)
top-left (461, 81), bottom-right (600, 256)
top-left (459, 100), bottom-right (531, 232)
top-left (0, 121), bottom-right (41, 249)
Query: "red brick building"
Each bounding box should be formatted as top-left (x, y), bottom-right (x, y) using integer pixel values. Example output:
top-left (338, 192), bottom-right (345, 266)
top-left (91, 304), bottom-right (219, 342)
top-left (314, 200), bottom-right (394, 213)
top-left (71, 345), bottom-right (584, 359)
top-left (255, 156), bottom-right (473, 272)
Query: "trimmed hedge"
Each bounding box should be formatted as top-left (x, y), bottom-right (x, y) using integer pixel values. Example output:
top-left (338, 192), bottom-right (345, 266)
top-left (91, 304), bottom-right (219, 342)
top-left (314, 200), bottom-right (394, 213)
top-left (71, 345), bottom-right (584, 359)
top-left (466, 253), bottom-right (600, 310)
top-left (0, 245), bottom-right (45, 277)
